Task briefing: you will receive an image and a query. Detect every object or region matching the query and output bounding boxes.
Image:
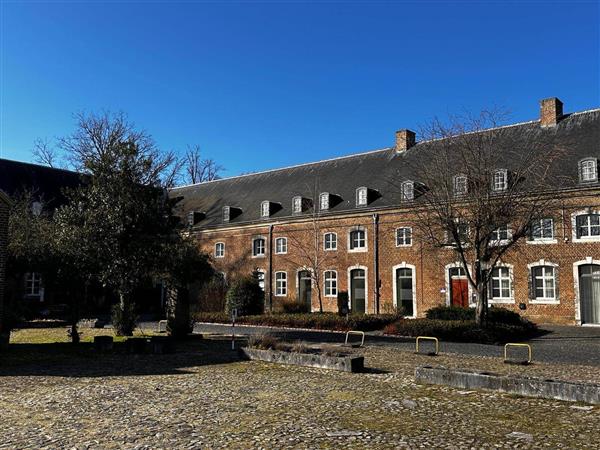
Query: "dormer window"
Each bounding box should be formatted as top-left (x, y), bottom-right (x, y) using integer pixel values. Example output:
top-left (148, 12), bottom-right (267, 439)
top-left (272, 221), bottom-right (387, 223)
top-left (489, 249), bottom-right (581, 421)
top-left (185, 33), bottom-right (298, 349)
top-left (453, 175), bottom-right (468, 196)
top-left (187, 211), bottom-right (205, 227)
top-left (223, 206), bottom-right (231, 223)
top-left (401, 181), bottom-right (414, 201)
top-left (260, 201), bottom-right (270, 218)
top-left (579, 158), bottom-right (598, 183)
top-left (292, 196), bottom-right (303, 214)
top-left (356, 187), bottom-right (368, 207)
top-left (493, 169), bottom-right (508, 192)
top-left (319, 192), bottom-right (330, 211)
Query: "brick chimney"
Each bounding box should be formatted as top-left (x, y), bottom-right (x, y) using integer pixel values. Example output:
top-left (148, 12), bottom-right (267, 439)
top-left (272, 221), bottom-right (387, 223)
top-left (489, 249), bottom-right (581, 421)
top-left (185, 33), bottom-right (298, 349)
top-left (395, 129), bottom-right (416, 153)
top-left (540, 97), bottom-right (563, 127)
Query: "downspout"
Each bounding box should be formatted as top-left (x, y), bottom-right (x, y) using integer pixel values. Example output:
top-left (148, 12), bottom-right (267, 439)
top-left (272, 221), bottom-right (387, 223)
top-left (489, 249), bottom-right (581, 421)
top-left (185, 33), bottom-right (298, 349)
top-left (372, 213), bottom-right (380, 314)
top-left (268, 224), bottom-right (274, 312)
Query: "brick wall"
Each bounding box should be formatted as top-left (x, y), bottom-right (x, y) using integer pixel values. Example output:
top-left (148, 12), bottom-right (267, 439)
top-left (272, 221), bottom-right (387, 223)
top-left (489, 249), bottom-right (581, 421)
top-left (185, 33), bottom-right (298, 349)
top-left (191, 190), bottom-right (600, 325)
top-left (0, 194), bottom-right (9, 334)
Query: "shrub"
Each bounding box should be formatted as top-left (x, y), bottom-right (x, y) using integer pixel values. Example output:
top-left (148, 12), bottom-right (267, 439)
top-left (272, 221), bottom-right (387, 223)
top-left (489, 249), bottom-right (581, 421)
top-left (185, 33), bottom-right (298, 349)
top-left (279, 298), bottom-right (311, 314)
top-left (247, 333), bottom-right (281, 350)
top-left (225, 274), bottom-right (264, 316)
top-left (425, 305), bottom-right (536, 329)
top-left (111, 302), bottom-right (138, 336)
top-left (384, 318), bottom-right (538, 345)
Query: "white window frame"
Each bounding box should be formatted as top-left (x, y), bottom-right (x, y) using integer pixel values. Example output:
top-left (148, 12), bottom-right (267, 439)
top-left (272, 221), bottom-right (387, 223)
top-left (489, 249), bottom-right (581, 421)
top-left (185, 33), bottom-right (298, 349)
top-left (222, 206), bottom-right (230, 223)
top-left (214, 242), bottom-right (225, 258)
top-left (492, 169), bottom-right (508, 192)
top-left (324, 270), bottom-right (338, 297)
top-left (25, 272), bottom-right (43, 298)
top-left (527, 260), bottom-right (559, 304)
top-left (256, 269), bottom-right (266, 291)
top-left (252, 236), bottom-right (266, 258)
top-left (348, 227), bottom-right (367, 252)
top-left (395, 227), bottom-right (412, 247)
top-left (274, 271), bottom-right (287, 296)
top-left (260, 201), bottom-right (270, 218)
top-left (490, 225), bottom-right (511, 246)
top-left (319, 192), bottom-right (330, 211)
top-left (401, 181), bottom-right (414, 201)
top-left (392, 262), bottom-right (417, 318)
top-left (292, 196), bottom-right (303, 214)
top-left (453, 174), bottom-right (468, 197)
top-left (579, 158), bottom-right (598, 183)
top-left (323, 232), bottom-right (337, 251)
top-left (527, 218), bottom-right (556, 244)
top-left (356, 187), bottom-right (368, 207)
top-left (275, 237), bottom-right (287, 255)
top-left (489, 264), bottom-right (514, 304)
top-left (572, 210), bottom-right (600, 243)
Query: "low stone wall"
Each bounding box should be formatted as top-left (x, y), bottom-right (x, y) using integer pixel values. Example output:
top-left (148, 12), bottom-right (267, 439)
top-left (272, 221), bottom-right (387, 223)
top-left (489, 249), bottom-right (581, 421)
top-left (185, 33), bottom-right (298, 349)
top-left (415, 366), bottom-right (600, 405)
top-left (240, 347), bottom-right (364, 373)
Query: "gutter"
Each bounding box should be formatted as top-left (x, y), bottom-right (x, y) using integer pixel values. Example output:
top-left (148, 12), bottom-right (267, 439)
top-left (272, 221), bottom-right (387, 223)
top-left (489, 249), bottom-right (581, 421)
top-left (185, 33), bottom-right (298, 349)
top-left (373, 213), bottom-right (380, 314)
top-left (268, 224), bottom-right (274, 312)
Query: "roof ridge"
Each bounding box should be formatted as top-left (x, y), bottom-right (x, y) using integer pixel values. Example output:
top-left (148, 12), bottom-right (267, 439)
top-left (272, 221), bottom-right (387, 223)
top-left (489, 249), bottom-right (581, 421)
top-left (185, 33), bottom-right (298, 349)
top-left (170, 146), bottom-right (393, 190)
top-left (0, 157), bottom-right (80, 175)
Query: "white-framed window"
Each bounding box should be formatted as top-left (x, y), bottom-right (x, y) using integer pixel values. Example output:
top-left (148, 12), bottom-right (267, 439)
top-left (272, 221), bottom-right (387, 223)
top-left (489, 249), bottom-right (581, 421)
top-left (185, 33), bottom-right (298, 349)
top-left (349, 228), bottom-right (366, 251)
top-left (491, 225), bottom-right (511, 244)
top-left (395, 227), bottom-right (412, 247)
top-left (490, 266), bottom-right (513, 302)
top-left (215, 242), bottom-right (225, 258)
top-left (222, 206), bottom-right (231, 223)
top-left (275, 237), bottom-right (287, 254)
top-left (492, 169), bottom-right (508, 192)
top-left (447, 220), bottom-right (469, 246)
top-left (453, 175), bottom-right (468, 196)
top-left (531, 265), bottom-right (557, 301)
top-left (579, 158), bottom-right (598, 183)
top-left (256, 269), bottom-right (266, 291)
top-left (401, 181), bottom-right (414, 201)
top-left (324, 232), bottom-right (337, 251)
top-left (575, 213), bottom-right (600, 240)
top-left (25, 272), bottom-right (42, 297)
top-left (356, 187), bottom-right (368, 206)
top-left (529, 218), bottom-right (555, 243)
top-left (261, 201), bottom-right (270, 218)
top-left (292, 196), bottom-right (303, 214)
top-left (252, 237), bottom-right (266, 257)
top-left (319, 192), bottom-right (329, 211)
top-left (324, 270), bottom-right (338, 297)
top-left (275, 271), bottom-right (287, 296)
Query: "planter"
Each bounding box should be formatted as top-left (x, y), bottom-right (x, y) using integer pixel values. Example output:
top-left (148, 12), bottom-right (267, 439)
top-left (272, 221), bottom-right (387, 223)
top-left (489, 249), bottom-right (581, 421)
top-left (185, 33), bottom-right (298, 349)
top-left (93, 335), bottom-right (114, 352)
top-left (240, 347), bottom-right (364, 373)
top-left (150, 336), bottom-right (175, 354)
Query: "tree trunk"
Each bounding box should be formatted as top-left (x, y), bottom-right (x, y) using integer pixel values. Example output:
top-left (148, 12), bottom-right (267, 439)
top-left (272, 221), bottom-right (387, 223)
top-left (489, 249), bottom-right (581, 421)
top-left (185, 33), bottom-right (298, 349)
top-left (113, 290), bottom-right (136, 336)
top-left (474, 261), bottom-right (488, 328)
top-left (166, 285), bottom-right (191, 339)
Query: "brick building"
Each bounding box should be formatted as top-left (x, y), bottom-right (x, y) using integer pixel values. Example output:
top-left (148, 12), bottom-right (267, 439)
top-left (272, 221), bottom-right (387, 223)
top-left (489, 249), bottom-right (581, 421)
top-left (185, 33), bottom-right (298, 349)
top-left (172, 98), bottom-right (600, 325)
top-left (0, 190), bottom-right (10, 339)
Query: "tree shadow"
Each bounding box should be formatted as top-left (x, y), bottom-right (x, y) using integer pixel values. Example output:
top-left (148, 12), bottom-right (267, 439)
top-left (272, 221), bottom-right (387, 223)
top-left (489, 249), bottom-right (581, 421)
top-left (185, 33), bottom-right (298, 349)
top-left (0, 337), bottom-right (247, 378)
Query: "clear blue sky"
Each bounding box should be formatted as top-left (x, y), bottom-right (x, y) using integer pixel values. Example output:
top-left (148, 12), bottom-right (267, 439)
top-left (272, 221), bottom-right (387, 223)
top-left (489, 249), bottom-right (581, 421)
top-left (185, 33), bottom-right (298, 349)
top-left (1, 1), bottom-right (598, 178)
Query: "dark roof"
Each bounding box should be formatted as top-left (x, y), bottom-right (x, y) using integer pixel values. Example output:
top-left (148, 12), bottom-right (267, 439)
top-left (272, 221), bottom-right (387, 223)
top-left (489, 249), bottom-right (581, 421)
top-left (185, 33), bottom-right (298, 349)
top-left (0, 159), bottom-right (82, 209)
top-left (173, 109), bottom-right (599, 229)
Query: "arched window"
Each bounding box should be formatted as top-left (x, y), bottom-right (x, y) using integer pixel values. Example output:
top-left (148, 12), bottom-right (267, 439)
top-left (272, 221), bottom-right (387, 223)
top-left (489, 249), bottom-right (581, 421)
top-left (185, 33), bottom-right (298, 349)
top-left (275, 272), bottom-right (287, 296)
top-left (453, 175), bottom-right (468, 196)
top-left (356, 187), bottom-right (368, 206)
top-left (395, 227), bottom-right (412, 247)
top-left (324, 232), bottom-right (337, 251)
top-left (275, 237), bottom-right (287, 254)
top-left (579, 158), bottom-right (598, 183)
top-left (401, 181), bottom-right (414, 201)
top-left (531, 265), bottom-right (557, 301)
top-left (252, 237), bottom-right (266, 257)
top-left (349, 227), bottom-right (366, 251)
top-left (492, 169), bottom-right (508, 192)
top-left (215, 242), bottom-right (225, 258)
top-left (319, 192), bottom-right (330, 211)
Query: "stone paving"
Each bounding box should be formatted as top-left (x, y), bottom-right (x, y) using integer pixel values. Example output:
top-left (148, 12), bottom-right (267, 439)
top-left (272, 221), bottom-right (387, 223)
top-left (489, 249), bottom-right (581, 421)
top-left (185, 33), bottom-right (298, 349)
top-left (1, 331), bottom-right (599, 449)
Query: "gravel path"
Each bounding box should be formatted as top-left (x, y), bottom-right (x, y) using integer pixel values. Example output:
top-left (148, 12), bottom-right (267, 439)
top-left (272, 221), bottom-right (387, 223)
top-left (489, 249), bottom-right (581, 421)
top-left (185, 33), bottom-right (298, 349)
top-left (193, 322), bottom-right (600, 366)
top-left (1, 335), bottom-right (599, 449)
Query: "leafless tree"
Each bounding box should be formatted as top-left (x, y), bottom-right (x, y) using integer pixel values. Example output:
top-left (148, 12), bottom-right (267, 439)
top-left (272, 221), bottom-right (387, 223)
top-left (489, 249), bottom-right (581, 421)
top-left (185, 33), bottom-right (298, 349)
top-left (183, 144), bottom-right (224, 184)
top-left (32, 138), bottom-right (60, 168)
top-left (58, 111), bottom-right (178, 187)
top-left (282, 180), bottom-right (336, 313)
top-left (399, 110), bottom-right (568, 326)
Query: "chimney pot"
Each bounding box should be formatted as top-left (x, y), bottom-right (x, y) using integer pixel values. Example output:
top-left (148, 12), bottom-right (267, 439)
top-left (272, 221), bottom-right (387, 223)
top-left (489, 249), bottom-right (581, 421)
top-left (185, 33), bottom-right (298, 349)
top-left (395, 129), bottom-right (416, 153)
top-left (540, 97), bottom-right (563, 127)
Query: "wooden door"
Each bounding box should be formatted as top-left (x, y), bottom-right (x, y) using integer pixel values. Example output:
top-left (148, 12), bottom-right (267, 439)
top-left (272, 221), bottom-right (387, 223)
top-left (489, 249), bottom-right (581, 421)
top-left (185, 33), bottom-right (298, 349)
top-left (451, 278), bottom-right (469, 307)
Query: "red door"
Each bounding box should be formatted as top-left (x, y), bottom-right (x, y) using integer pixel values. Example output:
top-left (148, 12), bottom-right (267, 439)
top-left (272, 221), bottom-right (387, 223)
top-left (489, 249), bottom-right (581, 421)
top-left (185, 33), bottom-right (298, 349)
top-left (451, 278), bottom-right (469, 307)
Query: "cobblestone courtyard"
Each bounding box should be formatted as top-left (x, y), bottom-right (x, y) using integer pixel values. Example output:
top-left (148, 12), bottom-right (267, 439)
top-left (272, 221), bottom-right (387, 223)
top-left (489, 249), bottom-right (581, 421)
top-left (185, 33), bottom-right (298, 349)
top-left (1, 330), bottom-right (599, 449)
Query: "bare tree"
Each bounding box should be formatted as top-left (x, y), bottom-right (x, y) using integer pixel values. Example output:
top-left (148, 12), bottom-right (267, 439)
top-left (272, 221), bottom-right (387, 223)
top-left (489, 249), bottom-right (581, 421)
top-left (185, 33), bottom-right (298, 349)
top-left (282, 180), bottom-right (336, 313)
top-left (32, 138), bottom-right (60, 168)
top-left (400, 110), bottom-right (567, 326)
top-left (183, 144), bottom-right (224, 184)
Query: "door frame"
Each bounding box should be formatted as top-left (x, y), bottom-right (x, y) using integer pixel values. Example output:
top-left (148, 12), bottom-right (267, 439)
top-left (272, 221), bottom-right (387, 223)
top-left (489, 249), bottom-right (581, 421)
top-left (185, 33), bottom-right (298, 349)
top-left (347, 265), bottom-right (368, 314)
top-left (573, 258), bottom-right (600, 325)
top-left (392, 262), bottom-right (417, 318)
top-left (444, 262), bottom-right (473, 307)
top-left (296, 267), bottom-right (314, 311)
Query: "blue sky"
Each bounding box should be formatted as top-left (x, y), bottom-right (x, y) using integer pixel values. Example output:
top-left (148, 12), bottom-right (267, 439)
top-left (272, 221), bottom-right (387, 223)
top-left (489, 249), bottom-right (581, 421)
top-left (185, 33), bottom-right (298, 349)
top-left (1, 1), bottom-right (598, 179)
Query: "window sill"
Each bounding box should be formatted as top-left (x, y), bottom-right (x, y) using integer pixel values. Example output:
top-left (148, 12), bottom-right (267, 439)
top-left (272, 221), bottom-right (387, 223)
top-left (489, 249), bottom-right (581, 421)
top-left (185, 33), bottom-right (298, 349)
top-left (275, 252), bottom-right (287, 255)
top-left (252, 255), bottom-right (266, 258)
top-left (274, 293), bottom-right (287, 297)
top-left (396, 244), bottom-right (413, 248)
top-left (572, 237), bottom-right (600, 243)
top-left (489, 298), bottom-right (514, 304)
top-left (325, 294), bottom-right (337, 298)
top-left (348, 248), bottom-right (367, 253)
top-left (529, 299), bottom-right (560, 305)
top-left (324, 248), bottom-right (338, 252)
top-left (526, 239), bottom-right (557, 245)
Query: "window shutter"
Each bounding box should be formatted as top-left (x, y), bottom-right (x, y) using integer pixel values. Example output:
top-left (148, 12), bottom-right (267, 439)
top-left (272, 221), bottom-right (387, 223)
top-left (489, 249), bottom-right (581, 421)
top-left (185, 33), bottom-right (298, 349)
top-left (527, 268), bottom-right (534, 300)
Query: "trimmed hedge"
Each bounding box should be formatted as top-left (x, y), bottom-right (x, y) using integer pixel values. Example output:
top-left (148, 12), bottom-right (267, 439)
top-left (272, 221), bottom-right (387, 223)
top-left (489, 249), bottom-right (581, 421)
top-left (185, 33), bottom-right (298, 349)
top-left (425, 305), bottom-right (534, 328)
top-left (384, 319), bottom-right (538, 345)
top-left (193, 312), bottom-right (401, 332)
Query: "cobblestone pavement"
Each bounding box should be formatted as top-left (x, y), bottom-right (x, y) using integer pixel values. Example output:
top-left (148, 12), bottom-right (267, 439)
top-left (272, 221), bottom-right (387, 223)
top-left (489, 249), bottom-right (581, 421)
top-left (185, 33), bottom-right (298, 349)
top-left (193, 322), bottom-right (600, 366)
top-left (1, 331), bottom-right (599, 449)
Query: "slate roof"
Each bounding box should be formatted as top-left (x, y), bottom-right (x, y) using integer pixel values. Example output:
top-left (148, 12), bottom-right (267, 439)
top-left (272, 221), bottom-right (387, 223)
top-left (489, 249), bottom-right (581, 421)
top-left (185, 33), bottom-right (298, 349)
top-left (0, 159), bottom-right (82, 209)
top-left (171, 109), bottom-right (600, 229)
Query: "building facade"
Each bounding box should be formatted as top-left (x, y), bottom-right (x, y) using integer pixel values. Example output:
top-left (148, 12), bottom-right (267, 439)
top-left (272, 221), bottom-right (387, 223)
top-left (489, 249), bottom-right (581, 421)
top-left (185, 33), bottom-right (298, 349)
top-left (172, 98), bottom-right (600, 325)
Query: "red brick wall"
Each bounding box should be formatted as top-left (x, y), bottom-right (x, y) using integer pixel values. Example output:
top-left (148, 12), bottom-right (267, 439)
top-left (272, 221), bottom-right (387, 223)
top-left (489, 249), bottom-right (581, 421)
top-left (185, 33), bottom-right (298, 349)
top-left (191, 190), bottom-right (600, 325)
